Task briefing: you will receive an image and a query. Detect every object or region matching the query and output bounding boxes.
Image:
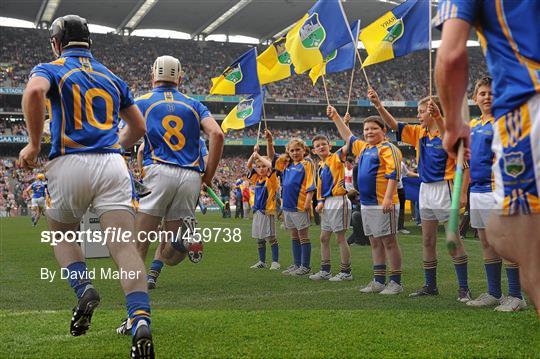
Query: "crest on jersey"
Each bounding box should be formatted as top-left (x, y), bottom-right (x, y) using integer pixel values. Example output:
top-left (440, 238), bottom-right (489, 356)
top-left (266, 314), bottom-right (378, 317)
top-left (237, 98), bottom-right (254, 119)
top-left (383, 18), bottom-right (404, 44)
top-left (503, 152), bottom-right (525, 178)
top-left (275, 38), bottom-right (292, 65)
top-left (300, 13), bottom-right (326, 49)
top-left (224, 64), bottom-right (243, 84)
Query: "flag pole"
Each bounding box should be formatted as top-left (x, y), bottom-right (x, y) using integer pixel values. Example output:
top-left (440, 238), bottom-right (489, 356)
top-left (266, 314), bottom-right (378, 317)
top-left (256, 120), bottom-right (262, 147)
top-left (322, 75), bottom-right (331, 106)
top-left (346, 66), bottom-right (356, 115)
top-left (260, 85), bottom-right (268, 130)
top-left (428, 0), bottom-right (433, 99)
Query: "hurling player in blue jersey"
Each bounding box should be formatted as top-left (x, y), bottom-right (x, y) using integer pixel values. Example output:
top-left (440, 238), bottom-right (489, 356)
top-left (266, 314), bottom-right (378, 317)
top-left (435, 0), bottom-right (540, 315)
top-left (18, 15), bottom-right (154, 358)
top-left (23, 173), bottom-right (47, 226)
top-left (121, 56), bottom-right (223, 299)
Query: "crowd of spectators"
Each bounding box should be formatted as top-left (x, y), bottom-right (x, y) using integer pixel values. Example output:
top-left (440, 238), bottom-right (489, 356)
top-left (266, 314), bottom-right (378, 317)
top-left (1, 27), bottom-right (487, 101)
top-left (0, 120), bottom-right (28, 136)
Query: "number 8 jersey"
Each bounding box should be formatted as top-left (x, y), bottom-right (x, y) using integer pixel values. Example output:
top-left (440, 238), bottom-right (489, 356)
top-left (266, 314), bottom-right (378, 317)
top-left (30, 48), bottom-right (135, 159)
top-left (136, 85), bottom-right (211, 171)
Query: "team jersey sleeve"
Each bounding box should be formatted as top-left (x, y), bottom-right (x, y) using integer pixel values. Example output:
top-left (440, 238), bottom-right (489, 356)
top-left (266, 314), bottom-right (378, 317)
top-left (348, 135), bottom-right (368, 157)
top-left (29, 63), bottom-right (54, 83)
top-left (397, 123), bottom-right (421, 146)
top-left (381, 144), bottom-right (402, 181)
top-left (303, 159), bottom-right (316, 193)
top-left (199, 138), bottom-right (208, 157)
top-left (434, 0), bottom-right (479, 29)
top-left (111, 74), bottom-right (135, 109)
top-left (195, 101), bottom-right (212, 122)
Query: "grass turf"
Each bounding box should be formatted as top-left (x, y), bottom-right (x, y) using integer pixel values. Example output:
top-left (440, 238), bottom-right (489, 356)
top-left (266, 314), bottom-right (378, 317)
top-left (0, 214), bottom-right (538, 358)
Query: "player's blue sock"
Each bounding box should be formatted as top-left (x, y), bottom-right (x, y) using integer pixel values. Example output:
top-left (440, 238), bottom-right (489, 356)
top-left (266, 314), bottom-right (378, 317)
top-left (271, 242), bottom-right (279, 262)
top-left (389, 269), bottom-right (402, 285)
top-left (292, 240), bottom-right (301, 266)
top-left (484, 258), bottom-right (502, 298)
top-left (126, 291), bottom-right (151, 336)
top-left (452, 255), bottom-right (469, 289)
top-left (373, 264), bottom-right (386, 284)
top-left (423, 260), bottom-right (437, 289)
top-left (258, 242), bottom-right (266, 263)
top-left (505, 263), bottom-right (523, 299)
top-left (340, 262), bottom-right (351, 274)
top-left (321, 260), bottom-right (330, 273)
top-left (66, 261), bottom-right (92, 299)
top-left (147, 259), bottom-right (164, 281)
top-left (300, 241), bottom-right (311, 268)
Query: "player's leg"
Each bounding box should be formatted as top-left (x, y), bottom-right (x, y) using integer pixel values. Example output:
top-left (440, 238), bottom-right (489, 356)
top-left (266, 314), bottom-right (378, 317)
top-left (495, 261), bottom-right (527, 312)
top-left (293, 224), bottom-right (311, 276)
top-left (147, 241), bottom-right (166, 290)
top-left (135, 212), bottom-right (162, 260)
top-left (360, 236), bottom-right (387, 293)
top-left (266, 235), bottom-right (280, 270)
top-left (310, 230), bottom-right (332, 280)
top-left (328, 229), bottom-right (352, 281)
top-left (379, 233), bottom-right (403, 295)
top-left (282, 212), bottom-right (301, 275)
top-left (251, 212), bottom-right (267, 268)
top-left (251, 238), bottom-right (267, 268)
top-left (409, 218), bottom-right (439, 296)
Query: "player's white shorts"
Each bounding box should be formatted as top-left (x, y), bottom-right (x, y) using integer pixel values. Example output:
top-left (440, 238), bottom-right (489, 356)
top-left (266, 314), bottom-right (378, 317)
top-left (283, 210), bottom-right (310, 230)
top-left (470, 191), bottom-right (496, 229)
top-left (31, 197), bottom-right (45, 209)
top-left (139, 164), bottom-right (201, 221)
top-left (492, 93), bottom-right (540, 215)
top-left (419, 180), bottom-right (452, 222)
top-left (45, 153), bottom-right (134, 224)
top-left (361, 204), bottom-right (399, 238)
top-left (321, 195), bottom-right (351, 233)
top-left (252, 211), bottom-right (276, 239)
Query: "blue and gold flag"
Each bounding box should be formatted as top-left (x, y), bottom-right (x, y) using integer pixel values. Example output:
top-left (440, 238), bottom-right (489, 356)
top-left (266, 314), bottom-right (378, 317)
top-left (257, 37), bottom-right (295, 85)
top-left (211, 48), bottom-right (261, 95)
top-left (221, 90), bottom-right (264, 133)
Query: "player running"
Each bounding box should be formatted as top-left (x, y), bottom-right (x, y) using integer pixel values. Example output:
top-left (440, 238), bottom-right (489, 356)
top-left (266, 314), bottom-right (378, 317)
top-left (19, 15), bottom-right (154, 358)
top-left (23, 173), bottom-right (47, 226)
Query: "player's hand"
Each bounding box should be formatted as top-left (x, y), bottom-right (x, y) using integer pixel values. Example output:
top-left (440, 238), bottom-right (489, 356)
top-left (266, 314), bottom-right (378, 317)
top-left (367, 88), bottom-right (381, 107)
top-left (326, 106), bottom-right (339, 121)
top-left (382, 198), bottom-right (393, 214)
top-left (460, 192), bottom-right (468, 209)
top-left (315, 202), bottom-right (324, 213)
top-left (254, 144), bottom-right (260, 153)
top-left (428, 100), bottom-right (442, 120)
top-left (18, 144), bottom-right (40, 169)
top-left (201, 174), bottom-right (213, 187)
top-left (344, 112), bottom-right (351, 125)
top-left (304, 201), bottom-right (312, 213)
top-left (443, 121), bottom-right (471, 160)
top-left (264, 129), bottom-right (273, 142)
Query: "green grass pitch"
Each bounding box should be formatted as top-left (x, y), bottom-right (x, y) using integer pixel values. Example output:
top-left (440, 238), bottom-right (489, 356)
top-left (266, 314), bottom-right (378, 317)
top-left (1, 214), bottom-right (538, 358)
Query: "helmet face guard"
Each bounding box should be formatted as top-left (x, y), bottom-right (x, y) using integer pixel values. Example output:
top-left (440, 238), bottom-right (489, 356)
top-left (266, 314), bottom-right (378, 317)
top-left (49, 15), bottom-right (91, 57)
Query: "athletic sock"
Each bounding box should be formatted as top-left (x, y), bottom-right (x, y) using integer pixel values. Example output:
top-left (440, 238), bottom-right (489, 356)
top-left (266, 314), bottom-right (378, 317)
top-left (340, 262), bottom-right (351, 274)
top-left (292, 240), bottom-right (301, 266)
top-left (66, 261), bottom-right (92, 299)
top-left (505, 263), bottom-right (523, 299)
top-left (321, 260), bottom-right (331, 273)
top-left (389, 269), bottom-right (402, 285)
top-left (484, 258), bottom-right (502, 298)
top-left (147, 260), bottom-right (164, 281)
top-left (258, 242), bottom-right (266, 263)
top-left (373, 264), bottom-right (386, 284)
top-left (300, 240), bottom-right (311, 268)
top-left (423, 260), bottom-right (437, 289)
top-left (452, 255), bottom-right (469, 289)
top-left (271, 242), bottom-right (279, 262)
top-left (126, 291), bottom-right (151, 336)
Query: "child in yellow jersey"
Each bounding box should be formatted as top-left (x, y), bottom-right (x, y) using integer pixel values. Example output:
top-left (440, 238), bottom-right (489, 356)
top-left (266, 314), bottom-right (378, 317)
top-left (309, 134), bottom-right (352, 282)
top-left (247, 146), bottom-right (280, 271)
top-left (274, 138), bottom-right (316, 276)
top-left (329, 106), bottom-right (404, 295)
top-left (368, 88), bottom-right (471, 301)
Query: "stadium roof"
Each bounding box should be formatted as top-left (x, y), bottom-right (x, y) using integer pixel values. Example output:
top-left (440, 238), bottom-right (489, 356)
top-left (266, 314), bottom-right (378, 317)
top-left (0, 0), bottom-right (448, 42)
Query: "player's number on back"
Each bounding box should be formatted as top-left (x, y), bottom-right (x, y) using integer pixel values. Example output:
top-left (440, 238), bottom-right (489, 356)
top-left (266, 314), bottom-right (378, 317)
top-left (72, 85), bottom-right (114, 130)
top-left (162, 115), bottom-right (186, 151)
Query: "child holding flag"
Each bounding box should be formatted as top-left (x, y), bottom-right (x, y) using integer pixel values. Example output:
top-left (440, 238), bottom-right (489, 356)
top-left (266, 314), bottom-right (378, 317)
top-left (328, 106), bottom-right (404, 294)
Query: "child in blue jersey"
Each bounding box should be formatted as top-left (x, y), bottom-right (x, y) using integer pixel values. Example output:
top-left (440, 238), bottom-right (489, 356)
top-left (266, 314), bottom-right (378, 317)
top-left (329, 107), bottom-right (404, 294)
top-left (309, 134), bottom-right (352, 282)
top-left (247, 144), bottom-right (280, 270)
top-left (272, 137), bottom-right (316, 276)
top-left (369, 88), bottom-right (471, 301)
top-left (465, 77), bottom-right (526, 312)
top-left (23, 173), bottom-right (47, 226)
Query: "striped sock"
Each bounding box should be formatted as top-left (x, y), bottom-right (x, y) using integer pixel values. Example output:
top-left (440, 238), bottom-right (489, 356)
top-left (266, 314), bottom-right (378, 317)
top-left (321, 260), bottom-right (331, 273)
top-left (126, 291), bottom-right (151, 336)
top-left (147, 260), bottom-right (164, 282)
top-left (66, 261), bottom-right (92, 299)
top-left (484, 258), bottom-right (502, 298)
top-left (258, 242), bottom-right (266, 263)
top-left (389, 269), bottom-right (402, 285)
top-left (373, 264), bottom-right (386, 284)
top-left (292, 240), bottom-right (301, 266)
top-left (340, 262), bottom-right (351, 274)
top-left (452, 255), bottom-right (469, 290)
top-left (423, 260), bottom-right (437, 289)
top-left (271, 242), bottom-right (279, 262)
top-left (300, 239), bottom-right (311, 269)
top-left (505, 263), bottom-right (523, 299)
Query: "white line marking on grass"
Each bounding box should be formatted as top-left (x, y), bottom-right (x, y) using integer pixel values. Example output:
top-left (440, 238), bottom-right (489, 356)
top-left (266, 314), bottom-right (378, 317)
top-left (0, 310), bottom-right (62, 317)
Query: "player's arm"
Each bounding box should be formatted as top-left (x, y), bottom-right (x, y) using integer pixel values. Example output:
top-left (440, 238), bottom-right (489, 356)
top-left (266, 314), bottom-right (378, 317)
top-left (327, 106), bottom-right (353, 144)
top-left (428, 100), bottom-right (446, 136)
top-left (368, 88), bottom-right (398, 131)
top-left (201, 116), bottom-right (225, 186)
top-left (382, 179), bottom-right (398, 214)
top-left (265, 129), bottom-right (275, 159)
top-left (19, 77), bottom-right (50, 168)
top-left (254, 152), bottom-right (272, 169)
top-left (247, 150), bottom-right (257, 170)
top-left (23, 185), bottom-right (32, 198)
top-left (119, 105), bottom-right (146, 148)
top-left (435, 18), bottom-right (472, 158)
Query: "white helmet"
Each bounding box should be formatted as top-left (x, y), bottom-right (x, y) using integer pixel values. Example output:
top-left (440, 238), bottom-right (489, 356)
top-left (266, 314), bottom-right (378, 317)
top-left (152, 55), bottom-right (182, 84)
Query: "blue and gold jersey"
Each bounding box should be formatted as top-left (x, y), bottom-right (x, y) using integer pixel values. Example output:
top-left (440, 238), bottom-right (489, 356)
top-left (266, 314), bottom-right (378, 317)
top-left (136, 86), bottom-right (211, 171)
top-left (435, 0), bottom-right (540, 119)
top-left (275, 157), bottom-right (316, 212)
top-left (398, 123), bottom-right (455, 183)
top-left (199, 138), bottom-right (208, 172)
top-left (249, 170), bottom-right (280, 215)
top-left (31, 180), bottom-right (46, 198)
top-left (317, 150), bottom-right (347, 201)
top-left (349, 137), bottom-right (402, 206)
top-left (29, 48), bottom-right (134, 159)
top-left (470, 116), bottom-right (495, 193)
